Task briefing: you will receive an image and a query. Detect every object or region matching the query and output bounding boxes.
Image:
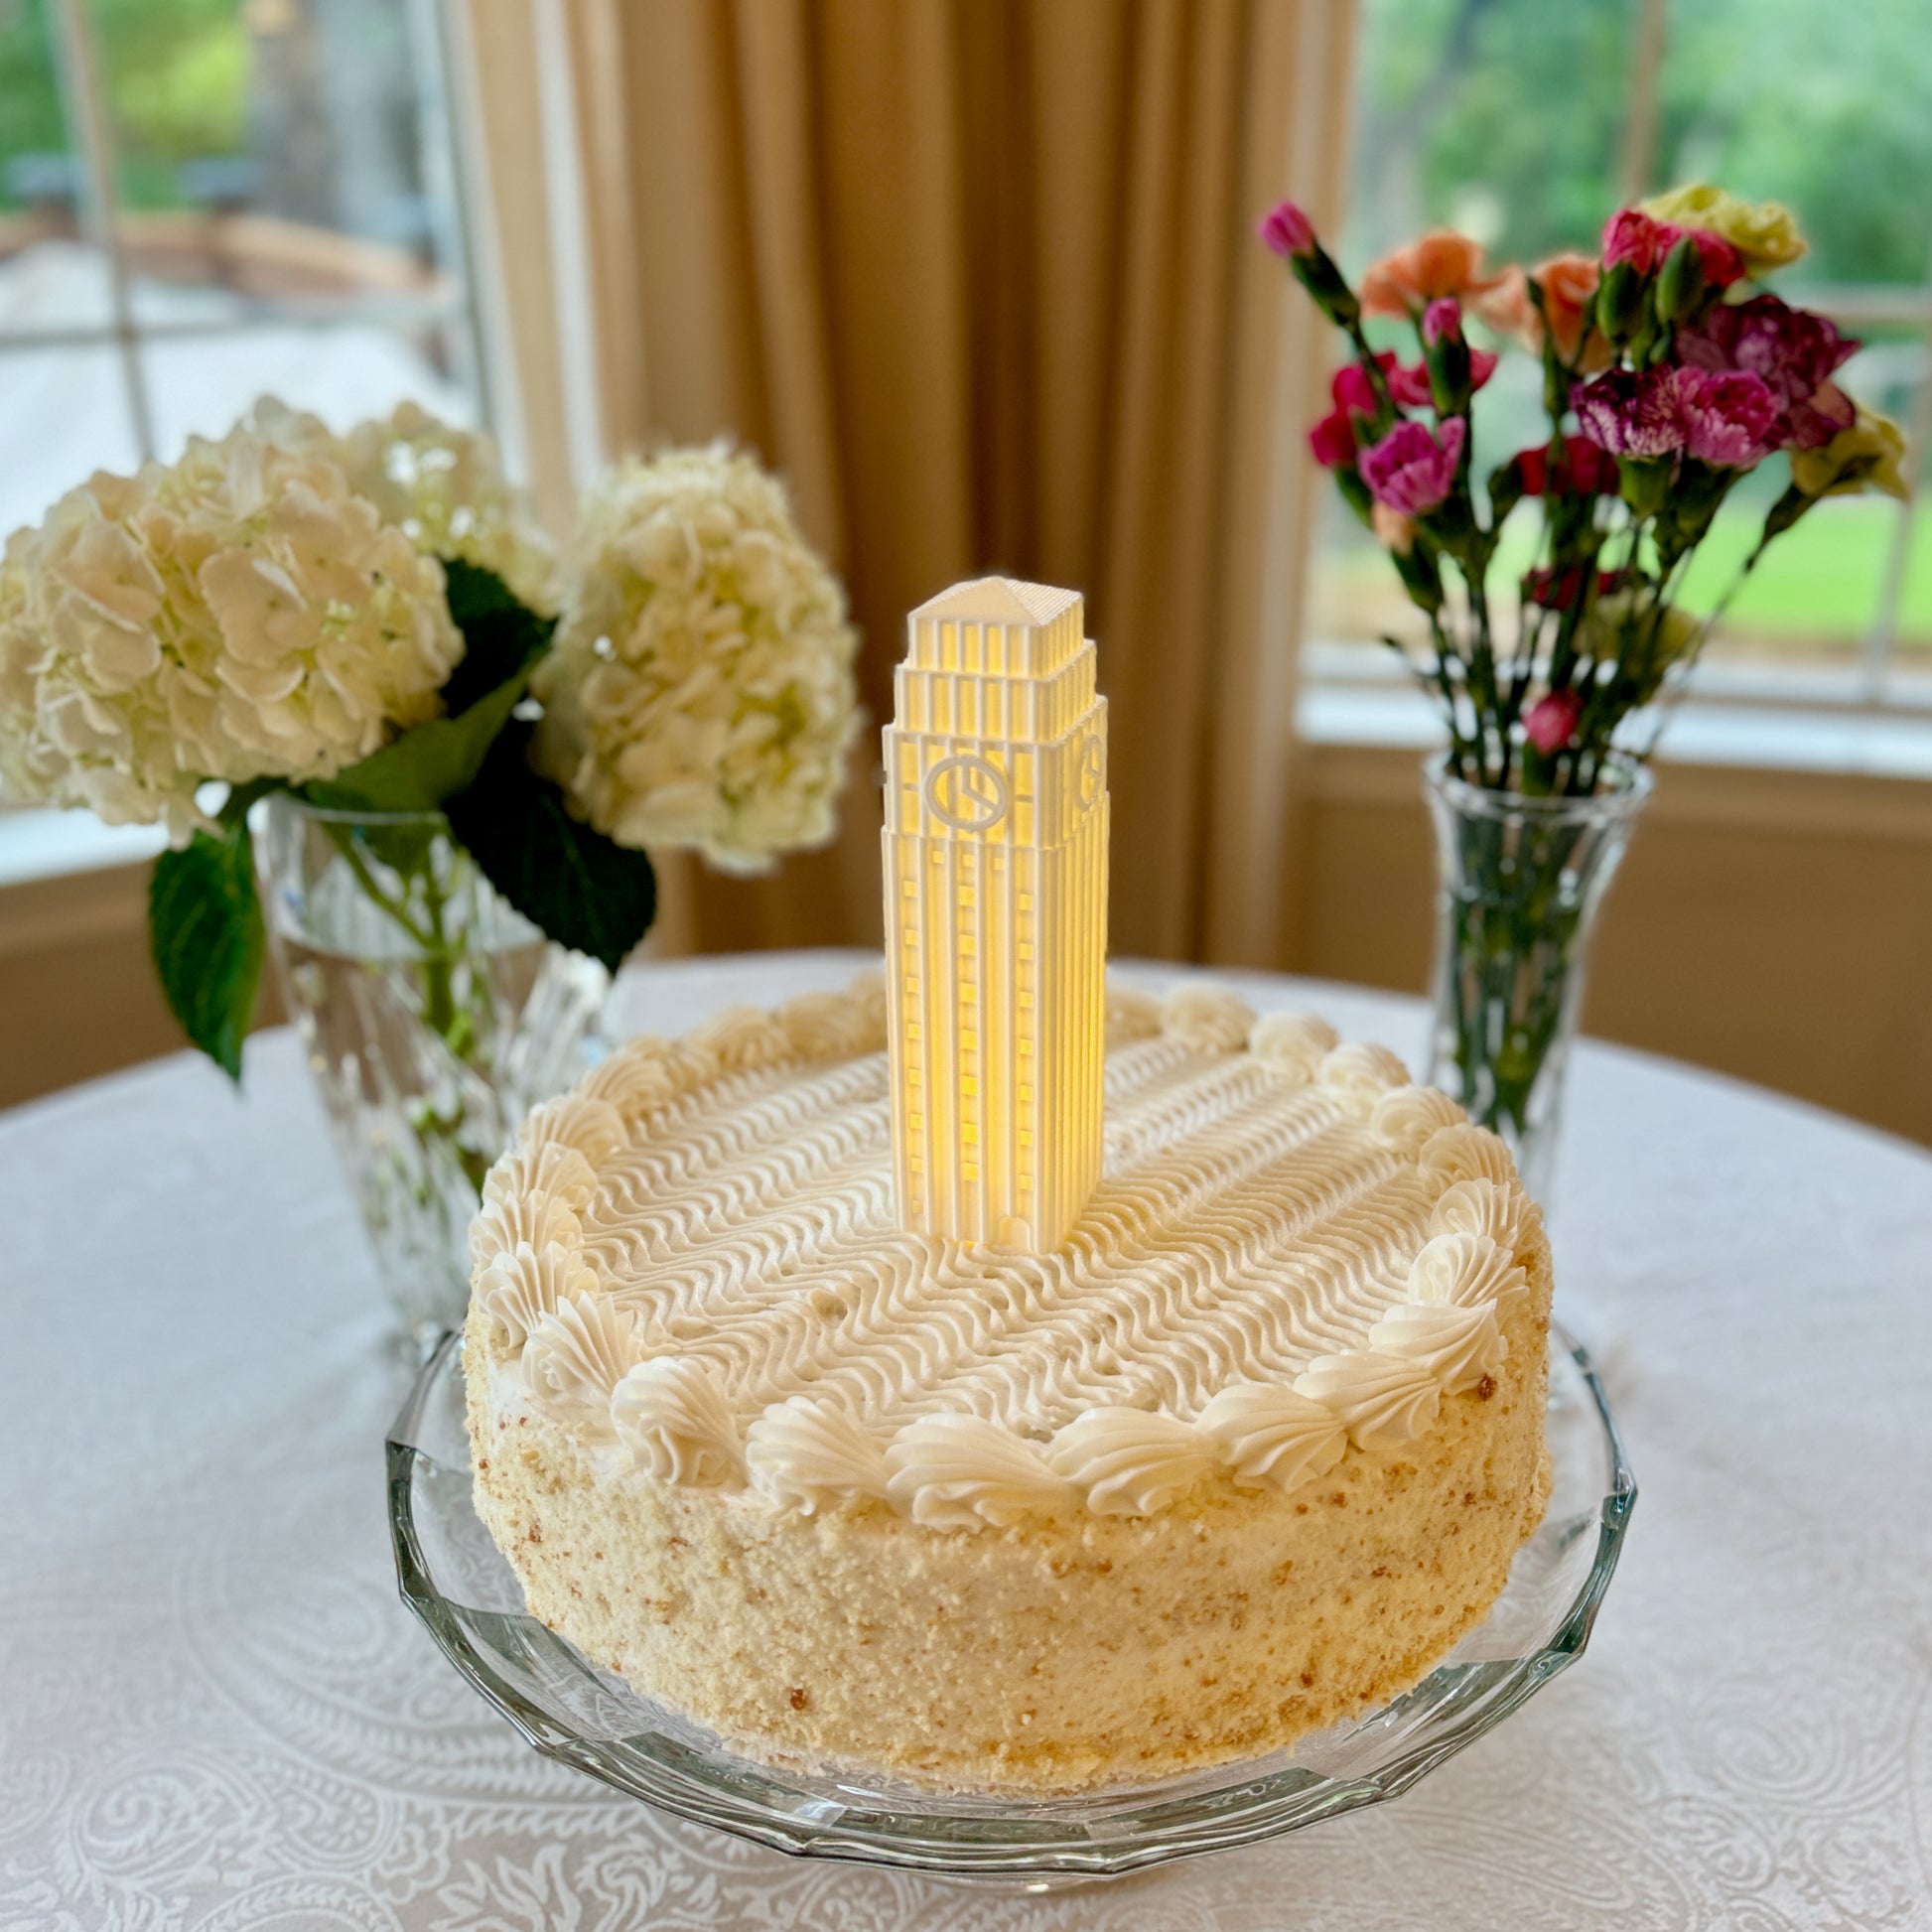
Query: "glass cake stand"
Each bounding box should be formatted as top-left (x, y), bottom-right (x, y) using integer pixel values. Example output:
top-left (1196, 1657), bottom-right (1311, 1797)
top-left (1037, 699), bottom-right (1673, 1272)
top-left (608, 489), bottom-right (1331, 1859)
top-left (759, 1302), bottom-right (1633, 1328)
top-left (387, 1325), bottom-right (1634, 1885)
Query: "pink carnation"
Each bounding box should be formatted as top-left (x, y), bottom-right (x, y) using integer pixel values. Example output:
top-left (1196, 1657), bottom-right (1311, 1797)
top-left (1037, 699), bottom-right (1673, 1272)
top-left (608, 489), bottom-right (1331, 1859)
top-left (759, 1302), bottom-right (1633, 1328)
top-left (1258, 200), bottom-right (1315, 258)
top-left (1357, 417), bottom-right (1465, 514)
top-left (1333, 352), bottom-right (1432, 416)
top-left (1601, 209), bottom-right (1678, 275)
top-left (1524, 690), bottom-right (1584, 755)
top-left (1675, 368), bottom-right (1781, 468)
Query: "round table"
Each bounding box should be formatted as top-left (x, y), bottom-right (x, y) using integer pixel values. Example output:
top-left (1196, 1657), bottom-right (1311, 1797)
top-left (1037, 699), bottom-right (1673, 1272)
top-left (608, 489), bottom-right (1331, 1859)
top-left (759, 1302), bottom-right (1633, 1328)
top-left (5, 951), bottom-right (1930, 1931)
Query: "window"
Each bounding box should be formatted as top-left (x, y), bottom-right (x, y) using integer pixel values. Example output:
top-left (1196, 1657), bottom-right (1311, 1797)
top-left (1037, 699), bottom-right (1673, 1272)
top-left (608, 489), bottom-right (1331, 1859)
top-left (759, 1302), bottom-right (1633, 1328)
top-left (1305, 0), bottom-right (1932, 757)
top-left (0, 0), bottom-right (488, 544)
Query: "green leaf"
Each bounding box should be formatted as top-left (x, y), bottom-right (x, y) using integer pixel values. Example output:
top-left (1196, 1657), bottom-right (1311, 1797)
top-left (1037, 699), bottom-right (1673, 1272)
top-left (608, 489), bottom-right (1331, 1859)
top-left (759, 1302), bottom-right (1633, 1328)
top-left (148, 821), bottom-right (266, 1082)
top-left (305, 671), bottom-right (534, 813)
top-left (446, 723), bottom-right (656, 974)
top-left (304, 561), bottom-right (556, 814)
top-left (440, 559), bottom-right (555, 715)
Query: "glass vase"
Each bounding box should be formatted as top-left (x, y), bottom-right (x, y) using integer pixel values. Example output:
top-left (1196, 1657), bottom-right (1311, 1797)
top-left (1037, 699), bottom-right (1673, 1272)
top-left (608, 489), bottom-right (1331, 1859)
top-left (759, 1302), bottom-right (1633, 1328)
top-left (258, 795), bottom-right (609, 1346)
top-left (1423, 753), bottom-right (1653, 1201)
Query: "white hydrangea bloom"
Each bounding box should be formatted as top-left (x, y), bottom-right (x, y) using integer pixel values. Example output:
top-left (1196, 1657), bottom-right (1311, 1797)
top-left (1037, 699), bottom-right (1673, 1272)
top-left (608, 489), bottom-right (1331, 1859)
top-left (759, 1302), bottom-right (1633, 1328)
top-left (0, 416), bottom-right (463, 839)
top-left (533, 444), bottom-right (860, 875)
top-left (318, 400), bottom-right (560, 617)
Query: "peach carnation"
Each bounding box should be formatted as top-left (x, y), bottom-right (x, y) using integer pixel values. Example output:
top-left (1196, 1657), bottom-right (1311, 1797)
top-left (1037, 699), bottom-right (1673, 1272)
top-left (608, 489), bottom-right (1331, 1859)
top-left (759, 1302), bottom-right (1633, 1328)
top-left (1359, 230), bottom-right (1504, 319)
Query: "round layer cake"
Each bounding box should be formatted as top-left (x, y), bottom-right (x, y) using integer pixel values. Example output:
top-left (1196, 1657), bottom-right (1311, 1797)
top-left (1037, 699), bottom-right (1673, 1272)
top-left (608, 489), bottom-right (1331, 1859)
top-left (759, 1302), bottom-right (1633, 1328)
top-left (464, 974), bottom-right (1553, 1794)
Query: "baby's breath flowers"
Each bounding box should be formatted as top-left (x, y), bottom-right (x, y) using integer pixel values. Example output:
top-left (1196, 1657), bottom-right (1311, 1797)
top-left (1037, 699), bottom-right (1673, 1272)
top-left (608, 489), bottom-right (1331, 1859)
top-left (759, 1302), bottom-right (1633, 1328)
top-left (533, 444), bottom-right (861, 875)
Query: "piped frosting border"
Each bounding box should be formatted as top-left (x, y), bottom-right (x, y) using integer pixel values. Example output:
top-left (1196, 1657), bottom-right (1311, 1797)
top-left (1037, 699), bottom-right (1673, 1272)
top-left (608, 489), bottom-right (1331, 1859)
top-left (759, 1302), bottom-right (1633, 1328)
top-left (470, 976), bottom-right (1544, 1531)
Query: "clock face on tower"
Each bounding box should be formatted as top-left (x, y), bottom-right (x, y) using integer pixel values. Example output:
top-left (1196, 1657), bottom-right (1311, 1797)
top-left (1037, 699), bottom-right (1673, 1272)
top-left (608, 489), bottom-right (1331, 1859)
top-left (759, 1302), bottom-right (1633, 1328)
top-left (923, 753), bottom-right (1009, 832)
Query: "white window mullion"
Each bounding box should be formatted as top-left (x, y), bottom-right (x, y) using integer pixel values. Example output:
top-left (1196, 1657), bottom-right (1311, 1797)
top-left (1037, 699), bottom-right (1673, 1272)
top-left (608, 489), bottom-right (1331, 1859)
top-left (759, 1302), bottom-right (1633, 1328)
top-left (51, 0), bottom-right (153, 462)
top-left (1862, 291), bottom-right (1932, 704)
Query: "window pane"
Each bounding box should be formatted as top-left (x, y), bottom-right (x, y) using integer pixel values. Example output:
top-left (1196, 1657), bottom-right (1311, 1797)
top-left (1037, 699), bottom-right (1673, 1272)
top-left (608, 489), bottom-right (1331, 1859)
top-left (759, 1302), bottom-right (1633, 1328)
top-left (0, 344), bottom-right (140, 534)
top-left (85, 0), bottom-right (465, 326)
top-left (0, 0), bottom-right (113, 332)
top-left (1656, 0), bottom-right (1932, 290)
top-left (142, 317), bottom-right (469, 455)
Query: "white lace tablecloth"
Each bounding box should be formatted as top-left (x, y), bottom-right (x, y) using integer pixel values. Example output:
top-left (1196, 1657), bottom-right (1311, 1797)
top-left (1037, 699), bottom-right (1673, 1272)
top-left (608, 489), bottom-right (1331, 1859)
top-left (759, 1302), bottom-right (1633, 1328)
top-left (5, 950), bottom-right (1930, 1931)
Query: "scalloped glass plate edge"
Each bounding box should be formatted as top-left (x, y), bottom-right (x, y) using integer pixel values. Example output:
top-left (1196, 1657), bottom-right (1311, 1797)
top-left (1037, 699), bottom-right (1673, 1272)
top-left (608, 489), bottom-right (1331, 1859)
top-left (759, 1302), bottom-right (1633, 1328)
top-left (387, 1322), bottom-right (1635, 1881)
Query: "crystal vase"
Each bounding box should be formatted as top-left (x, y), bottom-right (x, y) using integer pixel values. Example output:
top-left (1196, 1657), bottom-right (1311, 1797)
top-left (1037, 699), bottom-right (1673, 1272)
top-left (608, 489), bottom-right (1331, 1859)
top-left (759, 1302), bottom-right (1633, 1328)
top-left (258, 795), bottom-right (609, 1344)
top-left (1423, 753), bottom-right (1653, 1201)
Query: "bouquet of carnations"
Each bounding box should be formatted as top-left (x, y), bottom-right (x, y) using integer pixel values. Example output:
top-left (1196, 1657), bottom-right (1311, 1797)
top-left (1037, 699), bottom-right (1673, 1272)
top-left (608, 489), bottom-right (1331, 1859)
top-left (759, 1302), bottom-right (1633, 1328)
top-left (1263, 182), bottom-right (1907, 795)
top-left (0, 403), bottom-right (860, 1077)
top-left (1262, 185), bottom-right (1908, 1177)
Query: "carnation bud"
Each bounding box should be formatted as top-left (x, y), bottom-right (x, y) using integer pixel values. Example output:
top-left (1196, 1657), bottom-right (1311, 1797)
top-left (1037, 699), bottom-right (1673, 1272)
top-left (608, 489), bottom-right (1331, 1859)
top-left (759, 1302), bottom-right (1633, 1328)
top-left (1422, 298), bottom-right (1462, 347)
top-left (1258, 200), bottom-right (1316, 258)
top-left (1656, 234), bottom-right (1706, 327)
top-left (1524, 689), bottom-right (1584, 757)
top-left (1617, 454), bottom-right (1675, 518)
top-left (1594, 260), bottom-right (1646, 345)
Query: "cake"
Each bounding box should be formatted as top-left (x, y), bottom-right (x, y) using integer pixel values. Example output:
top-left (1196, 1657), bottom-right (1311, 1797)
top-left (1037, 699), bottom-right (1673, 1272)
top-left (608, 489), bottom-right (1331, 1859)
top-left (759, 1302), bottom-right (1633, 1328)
top-left (463, 977), bottom-right (1553, 1793)
top-left (463, 576), bottom-right (1552, 1795)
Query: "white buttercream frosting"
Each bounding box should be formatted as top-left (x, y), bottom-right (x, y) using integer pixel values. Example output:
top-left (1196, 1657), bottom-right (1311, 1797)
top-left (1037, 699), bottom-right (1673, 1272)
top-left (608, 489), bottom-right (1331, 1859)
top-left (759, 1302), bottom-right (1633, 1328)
top-left (1407, 1231), bottom-right (1529, 1316)
top-left (1294, 1350), bottom-right (1444, 1451)
top-left (1160, 985), bottom-right (1256, 1055)
top-left (469, 1191), bottom-right (583, 1274)
top-left (1046, 1409), bottom-right (1221, 1516)
top-left (522, 1093), bottom-right (627, 1166)
top-left (1368, 1300), bottom-right (1506, 1394)
top-left (1316, 1041), bottom-right (1412, 1119)
top-left (613, 1356), bottom-right (744, 1485)
top-left (522, 1292), bottom-right (640, 1409)
top-left (885, 1414), bottom-right (1076, 1529)
top-left (1196, 1383), bottom-right (1348, 1494)
top-left (1429, 1175), bottom-right (1526, 1249)
top-left (1418, 1122), bottom-right (1518, 1188)
top-left (476, 1239), bottom-right (598, 1347)
top-left (1371, 1084), bottom-right (1467, 1156)
top-left (1250, 1012), bottom-right (1339, 1082)
top-left (474, 975), bottom-right (1545, 1527)
top-left (746, 1398), bottom-right (892, 1512)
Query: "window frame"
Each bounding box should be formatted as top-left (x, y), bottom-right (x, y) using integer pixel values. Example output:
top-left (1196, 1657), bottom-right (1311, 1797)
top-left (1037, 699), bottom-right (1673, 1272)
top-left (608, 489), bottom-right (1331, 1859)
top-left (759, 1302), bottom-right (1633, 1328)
top-left (1, 0), bottom-right (491, 469)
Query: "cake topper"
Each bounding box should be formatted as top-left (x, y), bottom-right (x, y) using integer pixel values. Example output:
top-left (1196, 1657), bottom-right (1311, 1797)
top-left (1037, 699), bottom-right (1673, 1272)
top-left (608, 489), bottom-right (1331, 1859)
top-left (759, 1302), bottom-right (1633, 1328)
top-left (882, 578), bottom-right (1110, 1253)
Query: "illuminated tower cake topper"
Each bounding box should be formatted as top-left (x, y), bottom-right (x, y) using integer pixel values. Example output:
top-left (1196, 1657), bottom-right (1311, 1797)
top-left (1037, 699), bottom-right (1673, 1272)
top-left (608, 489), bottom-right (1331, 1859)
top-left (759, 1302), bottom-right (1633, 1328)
top-left (883, 577), bottom-right (1109, 1254)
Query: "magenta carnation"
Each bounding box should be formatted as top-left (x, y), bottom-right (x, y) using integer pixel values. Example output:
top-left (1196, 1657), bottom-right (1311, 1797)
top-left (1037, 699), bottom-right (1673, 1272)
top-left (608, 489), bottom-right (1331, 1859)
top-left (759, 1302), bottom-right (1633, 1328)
top-left (1308, 407), bottom-right (1356, 469)
top-left (1258, 200), bottom-right (1315, 258)
top-left (1675, 368), bottom-right (1780, 468)
top-left (1676, 294), bottom-right (1858, 409)
top-left (1357, 417), bottom-right (1465, 513)
top-left (1574, 367), bottom-right (1684, 459)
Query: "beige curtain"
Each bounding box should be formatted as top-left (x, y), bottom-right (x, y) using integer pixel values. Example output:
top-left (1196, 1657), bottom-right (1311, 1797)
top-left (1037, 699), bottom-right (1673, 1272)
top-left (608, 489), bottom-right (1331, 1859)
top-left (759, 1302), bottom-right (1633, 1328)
top-left (560, 0), bottom-right (1354, 965)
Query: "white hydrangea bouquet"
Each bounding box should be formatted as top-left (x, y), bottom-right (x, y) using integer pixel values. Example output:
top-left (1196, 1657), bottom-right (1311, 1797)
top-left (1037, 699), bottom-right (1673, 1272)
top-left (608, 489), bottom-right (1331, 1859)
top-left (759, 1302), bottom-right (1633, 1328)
top-left (0, 402), bottom-right (861, 1078)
